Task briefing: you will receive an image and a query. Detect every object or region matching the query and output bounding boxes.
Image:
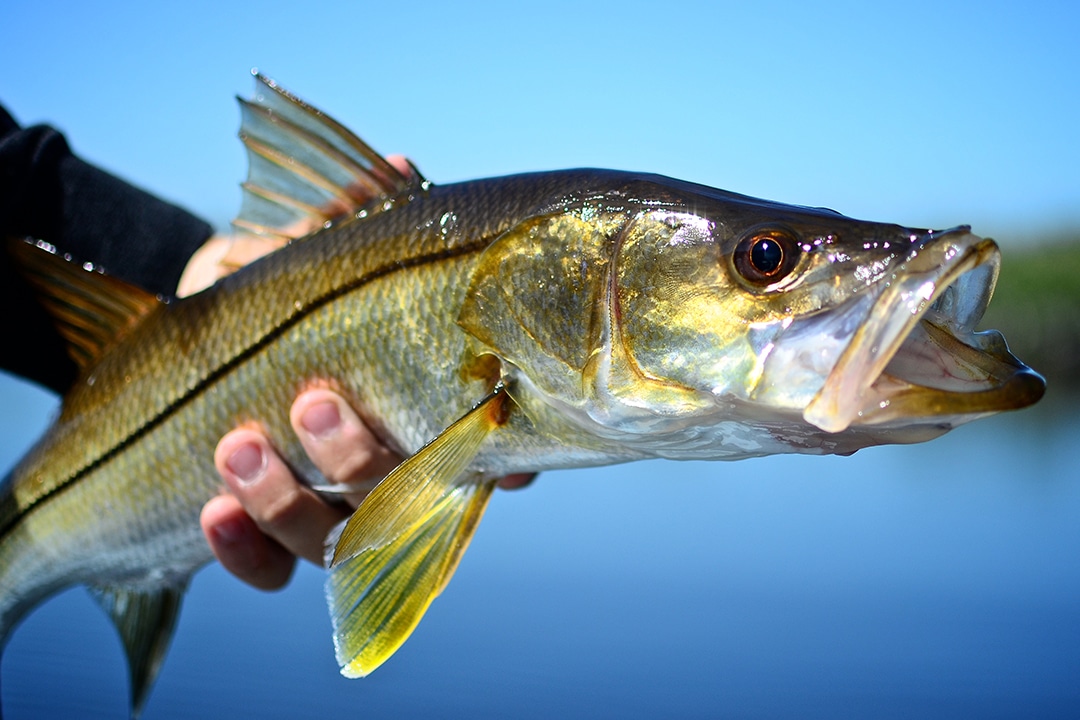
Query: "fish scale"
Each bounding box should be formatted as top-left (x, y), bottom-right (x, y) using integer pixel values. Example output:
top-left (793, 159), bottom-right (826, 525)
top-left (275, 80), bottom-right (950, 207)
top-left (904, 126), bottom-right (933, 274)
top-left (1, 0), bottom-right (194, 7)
top-left (0, 170), bottom-right (627, 634)
top-left (7, 175), bottom-right (537, 514)
top-left (0, 75), bottom-right (1042, 717)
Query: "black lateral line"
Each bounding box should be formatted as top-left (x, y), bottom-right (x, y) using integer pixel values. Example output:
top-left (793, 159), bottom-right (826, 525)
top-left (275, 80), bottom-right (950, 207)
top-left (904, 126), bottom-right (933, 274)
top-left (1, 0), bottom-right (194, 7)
top-left (0, 239), bottom-right (489, 541)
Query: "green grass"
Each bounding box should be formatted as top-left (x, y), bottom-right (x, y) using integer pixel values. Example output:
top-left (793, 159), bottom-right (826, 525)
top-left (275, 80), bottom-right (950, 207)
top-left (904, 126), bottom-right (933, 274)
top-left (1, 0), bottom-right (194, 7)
top-left (980, 233), bottom-right (1080, 391)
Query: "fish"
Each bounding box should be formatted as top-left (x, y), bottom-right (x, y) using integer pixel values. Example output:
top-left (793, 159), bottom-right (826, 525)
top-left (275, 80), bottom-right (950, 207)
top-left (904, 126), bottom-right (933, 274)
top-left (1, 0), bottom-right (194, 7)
top-left (0, 73), bottom-right (1044, 717)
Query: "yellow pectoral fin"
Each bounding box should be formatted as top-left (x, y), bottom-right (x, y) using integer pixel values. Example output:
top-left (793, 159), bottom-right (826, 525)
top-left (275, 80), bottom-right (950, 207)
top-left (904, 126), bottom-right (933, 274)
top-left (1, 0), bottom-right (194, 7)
top-left (328, 480), bottom-right (495, 677)
top-left (326, 386), bottom-right (510, 677)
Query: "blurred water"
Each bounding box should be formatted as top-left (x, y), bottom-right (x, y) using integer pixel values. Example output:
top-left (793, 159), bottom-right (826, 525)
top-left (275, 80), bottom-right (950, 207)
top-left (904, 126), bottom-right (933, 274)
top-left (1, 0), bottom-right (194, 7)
top-left (1, 374), bottom-right (1077, 719)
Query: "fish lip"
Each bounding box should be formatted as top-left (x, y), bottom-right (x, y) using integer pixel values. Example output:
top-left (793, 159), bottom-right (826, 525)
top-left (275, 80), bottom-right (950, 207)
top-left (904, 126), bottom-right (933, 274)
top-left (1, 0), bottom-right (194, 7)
top-left (803, 230), bottom-right (1045, 433)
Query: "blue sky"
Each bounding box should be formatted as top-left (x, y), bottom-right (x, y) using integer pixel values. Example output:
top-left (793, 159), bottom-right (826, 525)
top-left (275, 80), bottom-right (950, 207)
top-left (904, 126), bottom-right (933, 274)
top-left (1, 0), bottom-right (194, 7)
top-left (3, 4), bottom-right (1080, 716)
top-left (4, 1), bottom-right (1078, 245)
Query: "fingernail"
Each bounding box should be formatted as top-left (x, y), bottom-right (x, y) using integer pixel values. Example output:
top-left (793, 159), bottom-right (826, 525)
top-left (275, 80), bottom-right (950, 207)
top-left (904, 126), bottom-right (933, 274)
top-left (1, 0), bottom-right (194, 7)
top-left (498, 473), bottom-right (537, 490)
top-left (301, 400), bottom-right (341, 439)
top-left (226, 442), bottom-right (266, 485)
top-left (212, 516), bottom-right (249, 545)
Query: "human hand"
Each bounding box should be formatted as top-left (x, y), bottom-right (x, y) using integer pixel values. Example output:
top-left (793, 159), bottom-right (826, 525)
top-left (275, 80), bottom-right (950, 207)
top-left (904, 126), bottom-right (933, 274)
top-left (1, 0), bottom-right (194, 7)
top-left (191, 155), bottom-right (532, 590)
top-left (200, 389), bottom-right (397, 589)
top-left (200, 389), bottom-right (535, 590)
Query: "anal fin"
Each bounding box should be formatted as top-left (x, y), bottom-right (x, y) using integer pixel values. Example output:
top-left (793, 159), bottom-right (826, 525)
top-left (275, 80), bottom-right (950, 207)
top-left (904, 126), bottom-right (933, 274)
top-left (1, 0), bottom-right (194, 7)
top-left (88, 583), bottom-right (185, 719)
top-left (326, 386), bottom-right (510, 677)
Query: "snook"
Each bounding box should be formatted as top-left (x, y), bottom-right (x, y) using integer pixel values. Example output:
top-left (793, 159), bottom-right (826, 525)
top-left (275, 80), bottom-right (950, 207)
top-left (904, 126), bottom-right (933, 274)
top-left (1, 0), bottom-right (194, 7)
top-left (0, 75), bottom-right (1044, 716)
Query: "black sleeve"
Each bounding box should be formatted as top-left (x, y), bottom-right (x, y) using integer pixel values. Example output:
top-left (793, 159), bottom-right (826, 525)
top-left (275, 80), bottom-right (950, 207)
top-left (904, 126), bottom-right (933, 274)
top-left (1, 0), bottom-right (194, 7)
top-left (0, 103), bottom-right (214, 395)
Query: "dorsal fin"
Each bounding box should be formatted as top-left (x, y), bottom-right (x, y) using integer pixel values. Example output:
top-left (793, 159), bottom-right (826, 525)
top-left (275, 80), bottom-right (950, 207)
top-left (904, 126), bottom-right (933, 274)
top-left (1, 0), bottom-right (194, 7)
top-left (9, 239), bottom-right (163, 370)
top-left (233, 71), bottom-right (428, 242)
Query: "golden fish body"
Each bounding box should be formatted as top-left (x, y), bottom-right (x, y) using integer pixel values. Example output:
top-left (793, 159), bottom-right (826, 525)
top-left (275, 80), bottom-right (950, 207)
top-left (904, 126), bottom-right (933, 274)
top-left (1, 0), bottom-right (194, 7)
top-left (0, 172), bottom-right (620, 643)
top-left (0, 75), bottom-right (1043, 715)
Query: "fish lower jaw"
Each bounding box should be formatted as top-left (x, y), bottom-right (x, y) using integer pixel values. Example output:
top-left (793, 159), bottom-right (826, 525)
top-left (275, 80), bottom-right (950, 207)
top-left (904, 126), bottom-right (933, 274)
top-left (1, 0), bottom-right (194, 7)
top-left (803, 235), bottom-right (1016, 434)
top-left (830, 320), bottom-right (1045, 430)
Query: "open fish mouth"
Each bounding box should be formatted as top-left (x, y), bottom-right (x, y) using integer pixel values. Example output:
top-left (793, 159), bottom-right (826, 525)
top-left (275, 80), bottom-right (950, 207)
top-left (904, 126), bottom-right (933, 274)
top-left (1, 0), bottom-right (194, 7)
top-left (804, 229), bottom-right (1045, 433)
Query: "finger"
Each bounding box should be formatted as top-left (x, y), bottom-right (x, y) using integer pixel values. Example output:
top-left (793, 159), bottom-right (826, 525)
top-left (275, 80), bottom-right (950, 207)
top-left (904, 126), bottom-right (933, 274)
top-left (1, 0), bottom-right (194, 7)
top-left (218, 234), bottom-right (287, 271)
top-left (386, 154), bottom-right (415, 179)
top-left (214, 427), bottom-right (349, 567)
top-left (200, 493), bottom-right (296, 590)
top-left (176, 236), bottom-right (231, 297)
top-left (497, 473), bottom-right (537, 490)
top-left (290, 389), bottom-right (401, 504)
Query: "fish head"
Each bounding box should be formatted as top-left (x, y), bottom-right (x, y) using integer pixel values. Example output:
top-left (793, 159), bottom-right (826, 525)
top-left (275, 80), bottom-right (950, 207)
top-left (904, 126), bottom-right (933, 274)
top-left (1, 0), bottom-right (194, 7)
top-left (597, 180), bottom-right (1044, 454)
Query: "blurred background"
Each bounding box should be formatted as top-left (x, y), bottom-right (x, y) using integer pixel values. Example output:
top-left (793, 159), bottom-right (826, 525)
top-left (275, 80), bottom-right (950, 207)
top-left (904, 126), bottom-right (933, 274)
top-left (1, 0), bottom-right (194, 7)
top-left (2, 1), bottom-right (1077, 717)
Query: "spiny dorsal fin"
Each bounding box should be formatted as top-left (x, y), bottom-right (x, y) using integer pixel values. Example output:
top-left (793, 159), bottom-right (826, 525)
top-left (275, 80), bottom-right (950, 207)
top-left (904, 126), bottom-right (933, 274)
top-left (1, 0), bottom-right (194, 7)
top-left (233, 72), bottom-right (428, 242)
top-left (326, 386), bottom-right (511, 677)
top-left (9, 239), bottom-right (163, 370)
top-left (88, 583), bottom-right (186, 720)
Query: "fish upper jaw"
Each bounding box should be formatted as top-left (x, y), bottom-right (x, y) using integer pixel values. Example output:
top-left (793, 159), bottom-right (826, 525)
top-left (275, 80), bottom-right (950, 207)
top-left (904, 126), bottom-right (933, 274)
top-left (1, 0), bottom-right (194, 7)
top-left (801, 230), bottom-right (1044, 433)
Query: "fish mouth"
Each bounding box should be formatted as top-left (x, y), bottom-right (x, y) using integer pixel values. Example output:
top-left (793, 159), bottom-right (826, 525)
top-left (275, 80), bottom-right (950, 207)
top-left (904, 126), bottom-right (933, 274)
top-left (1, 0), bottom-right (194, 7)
top-left (803, 230), bottom-right (1045, 433)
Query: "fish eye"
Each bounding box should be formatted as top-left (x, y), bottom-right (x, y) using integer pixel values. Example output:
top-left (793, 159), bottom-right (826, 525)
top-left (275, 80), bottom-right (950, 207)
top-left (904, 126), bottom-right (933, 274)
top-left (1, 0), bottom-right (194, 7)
top-left (733, 228), bottom-right (801, 286)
